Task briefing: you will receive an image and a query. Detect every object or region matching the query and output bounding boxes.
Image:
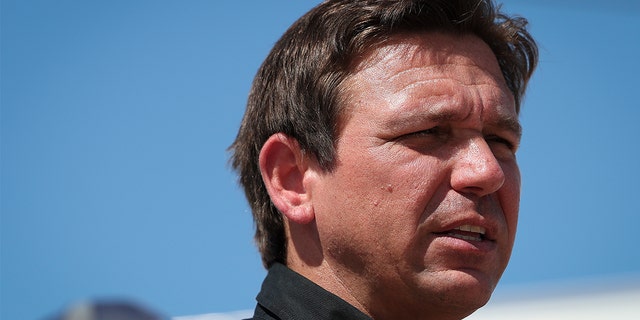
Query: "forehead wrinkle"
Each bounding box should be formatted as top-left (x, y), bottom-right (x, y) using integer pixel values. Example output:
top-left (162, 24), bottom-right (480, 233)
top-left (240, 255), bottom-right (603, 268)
top-left (389, 62), bottom-right (506, 95)
top-left (394, 77), bottom-right (503, 97)
top-left (371, 36), bottom-right (509, 97)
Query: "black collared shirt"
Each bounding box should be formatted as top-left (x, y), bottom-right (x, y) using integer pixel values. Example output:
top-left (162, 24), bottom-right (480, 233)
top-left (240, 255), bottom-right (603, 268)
top-left (248, 263), bottom-right (372, 320)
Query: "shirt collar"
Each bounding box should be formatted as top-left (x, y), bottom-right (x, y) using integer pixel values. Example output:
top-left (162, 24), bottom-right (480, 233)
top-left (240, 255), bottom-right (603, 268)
top-left (255, 263), bottom-right (372, 320)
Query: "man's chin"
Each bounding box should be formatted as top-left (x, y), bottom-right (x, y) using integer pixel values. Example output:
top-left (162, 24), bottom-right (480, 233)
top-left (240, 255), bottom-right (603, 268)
top-left (413, 268), bottom-right (498, 311)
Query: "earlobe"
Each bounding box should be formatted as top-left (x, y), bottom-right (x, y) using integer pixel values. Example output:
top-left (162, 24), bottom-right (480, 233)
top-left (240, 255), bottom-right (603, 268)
top-left (259, 133), bottom-right (316, 225)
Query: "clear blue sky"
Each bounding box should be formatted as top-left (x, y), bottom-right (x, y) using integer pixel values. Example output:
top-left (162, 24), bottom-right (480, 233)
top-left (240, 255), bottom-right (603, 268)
top-left (2, 1), bottom-right (640, 319)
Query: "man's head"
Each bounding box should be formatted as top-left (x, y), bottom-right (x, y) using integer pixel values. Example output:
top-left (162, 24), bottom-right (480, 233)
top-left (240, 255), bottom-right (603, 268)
top-left (231, 0), bottom-right (537, 318)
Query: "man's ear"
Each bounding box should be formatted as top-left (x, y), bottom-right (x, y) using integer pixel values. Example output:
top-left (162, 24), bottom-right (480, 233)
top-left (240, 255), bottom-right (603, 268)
top-left (259, 133), bottom-right (316, 225)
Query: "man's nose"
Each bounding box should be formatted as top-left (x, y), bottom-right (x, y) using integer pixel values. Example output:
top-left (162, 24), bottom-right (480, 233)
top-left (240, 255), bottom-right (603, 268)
top-left (450, 137), bottom-right (505, 197)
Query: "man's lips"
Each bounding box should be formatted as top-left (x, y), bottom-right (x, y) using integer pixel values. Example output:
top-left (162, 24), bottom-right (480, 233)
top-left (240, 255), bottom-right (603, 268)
top-left (434, 224), bottom-right (490, 242)
top-left (431, 223), bottom-right (498, 253)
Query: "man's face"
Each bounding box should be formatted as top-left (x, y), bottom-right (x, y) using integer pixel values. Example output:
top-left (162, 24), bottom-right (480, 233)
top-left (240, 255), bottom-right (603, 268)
top-left (309, 33), bottom-right (520, 319)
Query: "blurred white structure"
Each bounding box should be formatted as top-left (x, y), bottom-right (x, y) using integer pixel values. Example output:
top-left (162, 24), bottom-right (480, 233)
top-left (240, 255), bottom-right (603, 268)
top-left (175, 276), bottom-right (640, 320)
top-left (467, 279), bottom-right (640, 320)
top-left (174, 310), bottom-right (252, 320)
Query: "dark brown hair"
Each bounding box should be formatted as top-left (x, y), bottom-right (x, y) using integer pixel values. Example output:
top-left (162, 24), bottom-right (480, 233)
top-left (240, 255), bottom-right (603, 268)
top-left (230, 0), bottom-right (538, 268)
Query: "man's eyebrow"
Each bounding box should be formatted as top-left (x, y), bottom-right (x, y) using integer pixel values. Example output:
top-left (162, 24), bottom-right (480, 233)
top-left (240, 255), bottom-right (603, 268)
top-left (384, 107), bottom-right (463, 129)
top-left (420, 107), bottom-right (522, 136)
top-left (491, 116), bottom-right (522, 138)
top-left (383, 106), bottom-right (522, 137)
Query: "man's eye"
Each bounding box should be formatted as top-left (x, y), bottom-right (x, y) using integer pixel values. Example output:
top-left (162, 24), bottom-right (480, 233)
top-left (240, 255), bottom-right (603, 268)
top-left (407, 127), bottom-right (441, 138)
top-left (486, 135), bottom-right (517, 153)
top-left (393, 127), bottom-right (446, 152)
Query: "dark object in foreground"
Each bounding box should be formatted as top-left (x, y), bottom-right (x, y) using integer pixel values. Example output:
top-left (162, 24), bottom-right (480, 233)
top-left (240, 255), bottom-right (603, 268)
top-left (49, 300), bottom-right (165, 320)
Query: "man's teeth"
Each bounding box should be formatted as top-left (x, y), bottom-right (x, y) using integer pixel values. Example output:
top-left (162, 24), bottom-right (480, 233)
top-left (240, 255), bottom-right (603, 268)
top-left (455, 225), bottom-right (486, 234)
top-left (447, 225), bottom-right (486, 241)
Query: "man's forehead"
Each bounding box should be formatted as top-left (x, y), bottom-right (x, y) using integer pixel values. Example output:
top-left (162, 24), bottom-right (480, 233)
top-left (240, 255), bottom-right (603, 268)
top-left (339, 31), bottom-right (519, 135)
top-left (350, 32), bottom-right (506, 82)
top-left (341, 32), bottom-right (512, 109)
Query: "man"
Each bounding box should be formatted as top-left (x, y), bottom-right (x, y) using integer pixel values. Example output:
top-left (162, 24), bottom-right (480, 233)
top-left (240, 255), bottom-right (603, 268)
top-left (230, 0), bottom-right (538, 319)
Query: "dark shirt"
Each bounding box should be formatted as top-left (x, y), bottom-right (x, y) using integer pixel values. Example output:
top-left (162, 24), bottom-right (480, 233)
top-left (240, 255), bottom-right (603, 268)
top-left (248, 263), bottom-right (372, 320)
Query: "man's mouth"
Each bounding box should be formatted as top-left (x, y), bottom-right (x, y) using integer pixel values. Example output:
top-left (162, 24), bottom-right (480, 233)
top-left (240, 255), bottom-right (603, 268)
top-left (444, 225), bottom-right (486, 242)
